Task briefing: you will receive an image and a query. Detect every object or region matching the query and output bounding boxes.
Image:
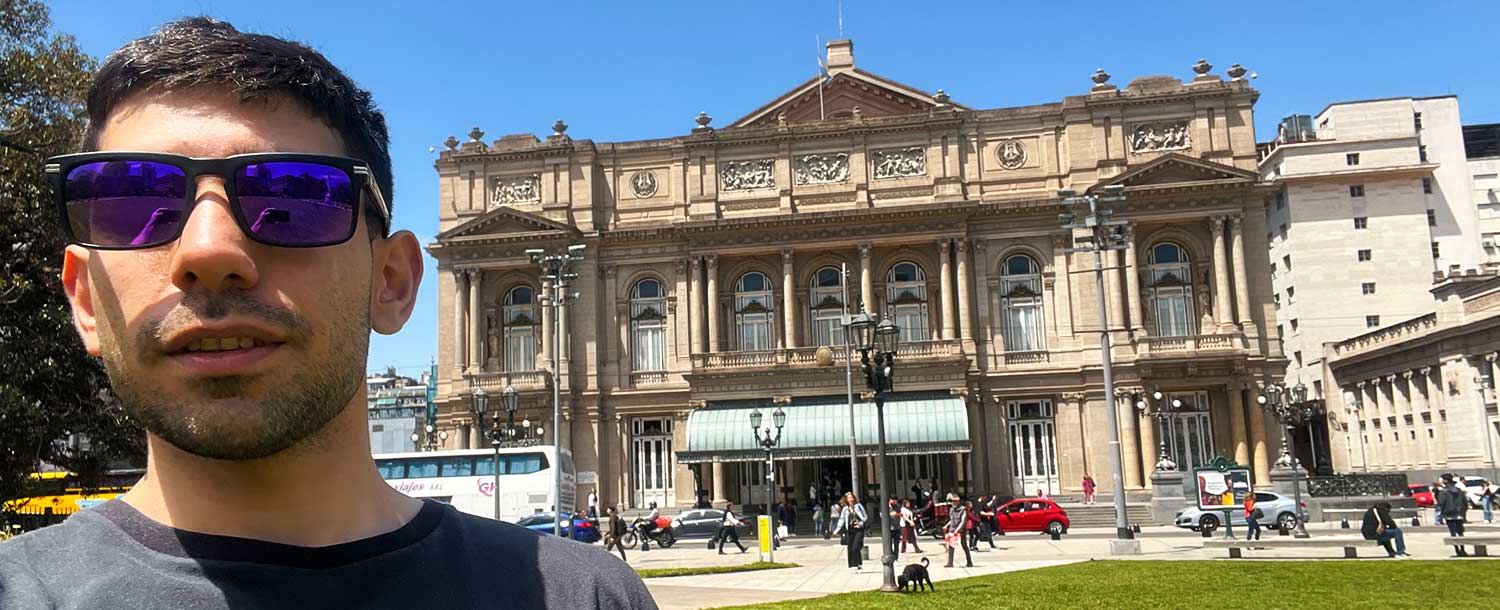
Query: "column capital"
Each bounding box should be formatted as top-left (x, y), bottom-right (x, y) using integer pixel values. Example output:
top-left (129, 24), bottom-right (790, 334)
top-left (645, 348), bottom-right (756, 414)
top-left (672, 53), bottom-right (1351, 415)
top-left (1228, 213), bottom-right (1244, 232)
top-left (1356, 380), bottom-right (1368, 388)
top-left (706, 254), bottom-right (718, 269)
top-left (1487, 353), bottom-right (1498, 363)
top-left (1402, 370), bottom-right (1414, 380)
top-left (781, 247), bottom-right (794, 266)
top-left (689, 256), bottom-right (702, 272)
top-left (956, 237), bottom-right (968, 254)
top-left (1208, 215), bottom-right (1226, 236)
top-left (1419, 366), bottom-right (1433, 377)
top-left (1052, 233), bottom-right (1071, 249)
top-left (1063, 391), bottom-right (1088, 404)
top-left (938, 238), bottom-right (951, 255)
top-left (674, 258), bottom-right (685, 274)
top-left (859, 243), bottom-right (872, 260)
top-left (1383, 374), bottom-right (1397, 383)
top-left (688, 399), bottom-right (707, 409)
top-left (1121, 222), bottom-right (1136, 239)
top-left (973, 239), bottom-right (987, 255)
top-left (604, 264), bottom-right (617, 280)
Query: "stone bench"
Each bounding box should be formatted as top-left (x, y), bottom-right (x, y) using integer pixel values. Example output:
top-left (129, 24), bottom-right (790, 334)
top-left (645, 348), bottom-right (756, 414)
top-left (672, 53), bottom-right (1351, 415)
top-left (1443, 536), bottom-right (1499, 557)
top-left (1203, 537), bottom-right (1370, 559)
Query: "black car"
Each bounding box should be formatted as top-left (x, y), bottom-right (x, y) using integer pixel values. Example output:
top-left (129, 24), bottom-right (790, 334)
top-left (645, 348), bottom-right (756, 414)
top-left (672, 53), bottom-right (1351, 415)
top-left (670, 508), bottom-right (753, 539)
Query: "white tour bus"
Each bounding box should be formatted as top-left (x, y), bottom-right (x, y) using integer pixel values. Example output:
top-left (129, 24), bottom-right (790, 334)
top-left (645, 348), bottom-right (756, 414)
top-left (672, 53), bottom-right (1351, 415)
top-left (373, 446), bottom-right (576, 522)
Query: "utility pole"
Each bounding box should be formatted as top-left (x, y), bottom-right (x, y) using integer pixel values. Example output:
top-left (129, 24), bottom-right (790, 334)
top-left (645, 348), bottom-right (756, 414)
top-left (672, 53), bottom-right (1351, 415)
top-left (529, 244), bottom-right (585, 537)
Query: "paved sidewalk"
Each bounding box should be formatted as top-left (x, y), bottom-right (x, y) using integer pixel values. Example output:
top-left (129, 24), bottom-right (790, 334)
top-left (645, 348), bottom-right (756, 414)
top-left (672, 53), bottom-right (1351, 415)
top-left (639, 524), bottom-right (1499, 609)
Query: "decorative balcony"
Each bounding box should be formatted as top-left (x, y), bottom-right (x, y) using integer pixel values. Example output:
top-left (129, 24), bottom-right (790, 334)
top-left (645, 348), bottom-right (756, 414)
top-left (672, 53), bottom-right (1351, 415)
top-left (999, 351), bottom-right (1050, 367)
top-left (630, 371), bottom-right (669, 386)
top-left (690, 339), bottom-right (964, 373)
top-left (1134, 333), bottom-right (1241, 358)
top-left (465, 370), bottom-right (549, 391)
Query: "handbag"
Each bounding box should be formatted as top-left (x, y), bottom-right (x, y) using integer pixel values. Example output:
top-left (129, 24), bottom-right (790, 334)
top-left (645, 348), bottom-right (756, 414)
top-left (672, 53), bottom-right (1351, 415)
top-left (944, 531), bottom-right (961, 549)
top-left (839, 531), bottom-right (849, 545)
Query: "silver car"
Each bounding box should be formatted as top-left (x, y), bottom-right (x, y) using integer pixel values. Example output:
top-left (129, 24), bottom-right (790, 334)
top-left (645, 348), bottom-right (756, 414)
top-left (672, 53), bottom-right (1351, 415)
top-left (1174, 492), bottom-right (1308, 531)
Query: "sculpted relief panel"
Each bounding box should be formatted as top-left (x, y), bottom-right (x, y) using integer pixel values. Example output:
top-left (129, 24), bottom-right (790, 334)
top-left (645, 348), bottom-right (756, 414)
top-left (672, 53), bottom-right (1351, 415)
top-left (491, 175), bottom-right (541, 205)
top-left (794, 152), bottom-right (850, 185)
top-left (720, 159), bottom-right (776, 192)
top-left (994, 139), bottom-right (1027, 170)
top-left (630, 170), bottom-right (659, 198)
top-left (1129, 121), bottom-right (1191, 154)
top-left (871, 146), bottom-right (926, 179)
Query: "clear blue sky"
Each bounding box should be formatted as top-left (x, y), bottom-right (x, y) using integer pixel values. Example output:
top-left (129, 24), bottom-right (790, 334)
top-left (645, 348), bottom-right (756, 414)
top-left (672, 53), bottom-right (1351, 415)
top-left (49, 0), bottom-right (1500, 376)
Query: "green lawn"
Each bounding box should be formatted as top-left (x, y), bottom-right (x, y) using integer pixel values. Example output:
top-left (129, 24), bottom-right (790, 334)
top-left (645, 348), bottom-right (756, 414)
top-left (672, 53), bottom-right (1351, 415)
top-left (637, 561), bottom-right (799, 579)
top-left (708, 560), bottom-right (1495, 609)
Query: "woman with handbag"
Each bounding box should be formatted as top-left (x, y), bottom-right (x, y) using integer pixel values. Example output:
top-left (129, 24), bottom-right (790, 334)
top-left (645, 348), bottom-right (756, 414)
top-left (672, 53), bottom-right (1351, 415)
top-left (943, 493), bottom-right (973, 568)
top-left (833, 492), bottom-right (867, 572)
top-left (1244, 495), bottom-right (1263, 541)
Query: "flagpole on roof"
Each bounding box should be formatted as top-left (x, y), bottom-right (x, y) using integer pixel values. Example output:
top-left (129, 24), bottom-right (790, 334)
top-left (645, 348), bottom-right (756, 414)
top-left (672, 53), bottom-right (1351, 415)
top-left (816, 36), bottom-right (827, 121)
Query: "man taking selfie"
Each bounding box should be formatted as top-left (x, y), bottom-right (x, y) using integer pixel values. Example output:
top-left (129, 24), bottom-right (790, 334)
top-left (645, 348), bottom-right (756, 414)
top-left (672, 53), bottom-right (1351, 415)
top-left (0, 17), bottom-right (655, 609)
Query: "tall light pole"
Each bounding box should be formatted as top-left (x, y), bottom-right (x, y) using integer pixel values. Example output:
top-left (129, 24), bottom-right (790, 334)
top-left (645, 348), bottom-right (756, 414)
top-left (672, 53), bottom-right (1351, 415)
top-left (854, 314), bottom-right (901, 592)
top-left (529, 244), bottom-right (585, 537)
top-left (1257, 381), bottom-right (1316, 538)
top-left (841, 263), bottom-right (863, 500)
top-left (492, 386), bottom-right (519, 521)
top-left (469, 386), bottom-right (497, 520)
top-left (751, 406), bottom-right (786, 563)
top-left (1058, 184), bottom-right (1137, 552)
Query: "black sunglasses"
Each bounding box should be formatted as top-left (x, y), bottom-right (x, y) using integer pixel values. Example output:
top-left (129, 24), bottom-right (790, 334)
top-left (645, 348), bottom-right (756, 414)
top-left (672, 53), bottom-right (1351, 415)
top-left (45, 152), bottom-right (391, 250)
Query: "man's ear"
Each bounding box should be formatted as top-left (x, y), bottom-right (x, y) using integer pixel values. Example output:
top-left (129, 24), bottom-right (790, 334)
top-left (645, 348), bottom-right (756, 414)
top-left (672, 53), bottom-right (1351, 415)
top-left (61, 245), bottom-right (103, 356)
top-left (370, 230), bottom-right (424, 335)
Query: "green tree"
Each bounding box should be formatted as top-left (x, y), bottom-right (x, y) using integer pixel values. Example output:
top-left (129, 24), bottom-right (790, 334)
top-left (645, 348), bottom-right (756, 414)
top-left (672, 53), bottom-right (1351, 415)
top-left (0, 0), bottom-right (144, 506)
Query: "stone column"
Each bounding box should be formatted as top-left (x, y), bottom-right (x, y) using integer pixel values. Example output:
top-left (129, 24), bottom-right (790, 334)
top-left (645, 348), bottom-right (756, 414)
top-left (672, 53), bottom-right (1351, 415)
top-left (558, 297), bottom-right (571, 380)
top-left (1116, 391), bottom-right (1142, 489)
top-left (1051, 235), bottom-right (1074, 339)
top-left (1376, 376), bottom-right (1396, 468)
top-left (1123, 224), bottom-right (1144, 335)
top-left (712, 461), bottom-right (727, 504)
top-left (939, 239), bottom-right (955, 340)
top-left (1228, 382), bottom-right (1250, 467)
top-left (1405, 371), bottom-right (1433, 467)
top-left (956, 238), bottom-right (974, 350)
top-left (689, 257), bottom-right (704, 354)
top-left (1248, 383), bottom-right (1271, 486)
top-left (540, 284), bottom-right (553, 368)
top-left (455, 270), bottom-right (469, 374)
top-left (1229, 214), bottom-right (1254, 333)
top-left (971, 240), bottom-right (992, 365)
top-left (468, 269), bottom-right (483, 373)
top-left (706, 255), bottom-right (720, 352)
top-left (1423, 367), bottom-right (1448, 463)
top-left (781, 248), bottom-right (797, 349)
top-left (617, 301), bottom-right (631, 387)
top-left (1137, 403), bottom-right (1157, 488)
top-left (860, 244), bottom-right (874, 314)
top-left (459, 422), bottom-right (472, 450)
top-left (603, 265), bottom-right (620, 387)
top-left (1104, 248), bottom-right (1124, 331)
top-left (1209, 215), bottom-right (1232, 331)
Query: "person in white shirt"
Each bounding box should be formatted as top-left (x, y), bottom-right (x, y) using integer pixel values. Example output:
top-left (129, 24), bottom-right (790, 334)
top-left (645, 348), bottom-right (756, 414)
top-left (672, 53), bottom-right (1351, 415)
top-left (899, 498), bottom-right (922, 553)
top-left (716, 503), bottom-right (747, 554)
top-left (833, 492), bottom-right (867, 572)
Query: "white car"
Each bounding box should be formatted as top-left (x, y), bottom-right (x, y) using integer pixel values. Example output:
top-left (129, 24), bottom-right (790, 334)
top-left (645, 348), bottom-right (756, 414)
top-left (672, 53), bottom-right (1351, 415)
top-left (1453, 476), bottom-right (1494, 509)
top-left (1173, 492), bottom-right (1309, 531)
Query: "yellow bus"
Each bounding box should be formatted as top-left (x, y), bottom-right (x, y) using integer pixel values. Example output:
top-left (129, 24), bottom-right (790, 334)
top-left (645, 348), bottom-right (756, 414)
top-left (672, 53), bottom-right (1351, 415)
top-left (2, 469), bottom-right (144, 535)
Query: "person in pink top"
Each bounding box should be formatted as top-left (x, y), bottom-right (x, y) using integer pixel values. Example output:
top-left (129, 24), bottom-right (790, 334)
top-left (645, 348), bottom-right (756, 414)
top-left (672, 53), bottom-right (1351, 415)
top-left (1082, 474), bottom-right (1097, 505)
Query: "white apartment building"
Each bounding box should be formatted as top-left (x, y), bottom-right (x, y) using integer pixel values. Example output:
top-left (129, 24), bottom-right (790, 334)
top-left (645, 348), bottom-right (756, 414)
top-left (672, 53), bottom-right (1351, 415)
top-left (1259, 97), bottom-right (1480, 403)
top-left (1469, 124), bottom-right (1500, 256)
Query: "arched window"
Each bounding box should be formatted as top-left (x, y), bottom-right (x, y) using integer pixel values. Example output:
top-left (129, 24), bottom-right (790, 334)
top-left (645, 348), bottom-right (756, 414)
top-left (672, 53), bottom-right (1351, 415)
top-left (503, 286), bottom-right (537, 372)
top-left (886, 262), bottom-right (929, 343)
top-left (735, 272), bottom-right (776, 351)
top-left (630, 279), bottom-right (667, 372)
top-left (1148, 243), bottom-right (1195, 337)
top-left (999, 255), bottom-right (1046, 352)
top-left (810, 266), bottom-right (846, 347)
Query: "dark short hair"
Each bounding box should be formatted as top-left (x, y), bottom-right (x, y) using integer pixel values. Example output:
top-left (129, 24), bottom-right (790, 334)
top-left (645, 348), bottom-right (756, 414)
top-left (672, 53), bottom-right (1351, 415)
top-left (82, 17), bottom-right (393, 235)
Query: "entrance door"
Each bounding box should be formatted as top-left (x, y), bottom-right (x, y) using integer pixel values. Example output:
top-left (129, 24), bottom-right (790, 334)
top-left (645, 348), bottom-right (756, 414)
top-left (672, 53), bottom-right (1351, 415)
top-left (891, 455), bottom-right (940, 501)
top-left (1007, 399), bottom-right (1059, 496)
top-left (631, 418), bottom-right (675, 508)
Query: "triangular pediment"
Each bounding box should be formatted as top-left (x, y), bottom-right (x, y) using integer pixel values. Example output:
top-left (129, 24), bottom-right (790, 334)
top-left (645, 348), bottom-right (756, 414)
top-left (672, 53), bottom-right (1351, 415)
top-left (1092, 153), bottom-right (1259, 191)
top-left (731, 69), bottom-right (966, 128)
top-left (436, 206), bottom-right (578, 241)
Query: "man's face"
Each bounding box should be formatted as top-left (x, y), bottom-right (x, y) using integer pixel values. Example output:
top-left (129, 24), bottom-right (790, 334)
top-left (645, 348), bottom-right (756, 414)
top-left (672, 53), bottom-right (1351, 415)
top-left (63, 91), bottom-right (375, 460)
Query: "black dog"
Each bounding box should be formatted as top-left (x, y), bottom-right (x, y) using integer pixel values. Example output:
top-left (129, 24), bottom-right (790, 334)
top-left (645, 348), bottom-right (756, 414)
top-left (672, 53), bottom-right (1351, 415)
top-left (897, 557), bottom-right (934, 592)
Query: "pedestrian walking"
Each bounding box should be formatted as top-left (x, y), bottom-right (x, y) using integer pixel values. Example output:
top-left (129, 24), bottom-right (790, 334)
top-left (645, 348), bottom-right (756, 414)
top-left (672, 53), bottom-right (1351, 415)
top-left (1433, 480), bottom-right (1445, 525)
top-left (885, 497), bottom-right (903, 561)
top-left (1244, 494), bottom-right (1262, 542)
top-left (1360, 501), bottom-right (1410, 558)
top-left (603, 505), bottom-right (628, 562)
top-left (834, 492), bottom-right (868, 572)
top-left (813, 502), bottom-right (825, 539)
top-left (829, 501), bottom-right (844, 541)
top-left (717, 502), bottom-right (747, 554)
top-left (586, 490), bottom-right (599, 520)
top-left (1481, 482), bottom-right (1494, 524)
top-left (943, 493), bottom-right (973, 568)
top-left (972, 496), bottom-right (997, 549)
top-left (1437, 474), bottom-right (1470, 556)
top-left (899, 498), bottom-right (922, 553)
top-left (962, 500), bottom-right (982, 551)
top-left (1081, 474), bottom-right (1096, 505)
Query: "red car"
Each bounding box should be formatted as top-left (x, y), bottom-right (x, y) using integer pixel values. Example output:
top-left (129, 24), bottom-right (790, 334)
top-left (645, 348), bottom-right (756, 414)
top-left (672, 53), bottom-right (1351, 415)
top-left (1406, 484), bottom-right (1435, 507)
top-left (994, 498), bottom-right (1070, 535)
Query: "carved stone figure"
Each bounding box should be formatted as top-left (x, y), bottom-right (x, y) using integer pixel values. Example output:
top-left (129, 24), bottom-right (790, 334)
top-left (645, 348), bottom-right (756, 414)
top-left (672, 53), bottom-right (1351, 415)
top-left (1129, 121), bottom-right (1191, 154)
top-left (871, 147), bottom-right (926, 179)
top-left (492, 175), bottom-right (541, 204)
top-left (794, 153), bottom-right (850, 185)
top-left (720, 159), bottom-right (775, 191)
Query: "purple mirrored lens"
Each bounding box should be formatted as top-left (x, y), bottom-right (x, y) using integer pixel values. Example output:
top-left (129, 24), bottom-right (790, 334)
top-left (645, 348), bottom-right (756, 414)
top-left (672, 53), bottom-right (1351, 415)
top-left (235, 162), bottom-right (356, 246)
top-left (64, 161), bottom-right (188, 247)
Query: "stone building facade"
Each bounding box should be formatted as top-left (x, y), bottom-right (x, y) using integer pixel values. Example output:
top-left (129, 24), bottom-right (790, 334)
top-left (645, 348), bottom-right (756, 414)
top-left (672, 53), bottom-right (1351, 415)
top-left (427, 41), bottom-right (1286, 510)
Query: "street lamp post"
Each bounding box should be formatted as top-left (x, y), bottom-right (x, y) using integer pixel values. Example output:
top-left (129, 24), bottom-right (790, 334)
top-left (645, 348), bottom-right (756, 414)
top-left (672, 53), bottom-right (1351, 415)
top-left (1135, 387), bottom-right (1180, 472)
top-left (491, 386), bottom-right (519, 521)
top-left (840, 262), bottom-right (863, 501)
top-left (750, 406), bottom-right (786, 563)
top-left (1257, 381), bottom-right (1318, 538)
top-left (1059, 185), bottom-right (1137, 551)
top-left (529, 244), bottom-right (585, 537)
top-left (411, 422), bottom-right (449, 452)
top-left (469, 386), bottom-right (496, 521)
top-left (853, 314), bottom-right (901, 592)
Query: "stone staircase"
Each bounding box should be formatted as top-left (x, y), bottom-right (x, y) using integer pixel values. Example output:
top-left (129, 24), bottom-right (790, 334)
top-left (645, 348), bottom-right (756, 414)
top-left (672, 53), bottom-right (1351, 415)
top-left (1060, 503), bottom-right (1157, 528)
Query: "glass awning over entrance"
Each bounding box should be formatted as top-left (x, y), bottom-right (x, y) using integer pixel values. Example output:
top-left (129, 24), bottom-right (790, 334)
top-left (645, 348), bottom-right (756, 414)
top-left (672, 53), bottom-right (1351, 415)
top-left (677, 392), bottom-right (971, 463)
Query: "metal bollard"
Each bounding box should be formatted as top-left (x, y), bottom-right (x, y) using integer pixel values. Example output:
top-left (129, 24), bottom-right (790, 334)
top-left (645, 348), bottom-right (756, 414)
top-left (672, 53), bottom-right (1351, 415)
top-left (1411, 517), bottom-right (1421, 527)
top-left (1050, 530), bottom-right (1061, 541)
top-left (1277, 523), bottom-right (1290, 536)
top-left (1131, 524), bottom-right (1142, 534)
top-left (1340, 519), bottom-right (1350, 529)
top-left (1201, 527), bottom-right (1212, 538)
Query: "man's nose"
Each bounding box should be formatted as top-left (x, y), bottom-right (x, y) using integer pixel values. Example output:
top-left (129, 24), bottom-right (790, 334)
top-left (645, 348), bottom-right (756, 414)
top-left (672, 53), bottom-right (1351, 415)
top-left (168, 176), bottom-right (260, 294)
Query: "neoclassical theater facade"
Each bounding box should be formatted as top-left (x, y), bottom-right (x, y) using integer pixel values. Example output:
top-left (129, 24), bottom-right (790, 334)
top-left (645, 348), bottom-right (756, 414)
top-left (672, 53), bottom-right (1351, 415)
top-left (427, 40), bottom-right (1287, 510)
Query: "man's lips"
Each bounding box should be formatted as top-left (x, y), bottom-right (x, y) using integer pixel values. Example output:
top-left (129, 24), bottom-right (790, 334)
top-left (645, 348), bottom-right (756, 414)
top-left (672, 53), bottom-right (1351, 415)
top-left (166, 343), bottom-right (282, 376)
top-left (162, 323), bottom-right (287, 355)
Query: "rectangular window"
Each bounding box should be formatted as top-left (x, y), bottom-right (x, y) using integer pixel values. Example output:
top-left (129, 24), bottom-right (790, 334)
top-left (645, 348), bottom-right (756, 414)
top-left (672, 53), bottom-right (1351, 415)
top-left (1419, 145), bottom-right (1428, 163)
top-left (1349, 185), bottom-right (1365, 198)
top-left (1293, 351), bottom-right (1302, 365)
top-left (1354, 216), bottom-right (1368, 229)
top-left (1432, 241), bottom-right (1441, 259)
top-left (1358, 249), bottom-right (1372, 262)
top-left (1414, 112), bottom-right (1423, 130)
top-left (1290, 319), bottom-right (1300, 332)
top-left (1278, 223), bottom-right (1288, 240)
top-left (1366, 315), bottom-right (1381, 328)
top-left (1427, 209), bottom-right (1437, 226)
top-left (1346, 153), bottom-right (1360, 166)
top-left (1287, 286), bottom-right (1296, 302)
top-left (1423, 178), bottom-right (1433, 194)
top-left (1362, 282), bottom-right (1376, 295)
top-left (1275, 191), bottom-right (1286, 210)
top-left (1282, 255), bottom-right (1291, 270)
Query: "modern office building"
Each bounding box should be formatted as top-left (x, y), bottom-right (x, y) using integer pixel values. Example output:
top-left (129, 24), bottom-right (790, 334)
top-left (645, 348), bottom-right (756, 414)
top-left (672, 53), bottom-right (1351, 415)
top-left (428, 40), bottom-right (1284, 509)
top-left (366, 365), bottom-right (437, 454)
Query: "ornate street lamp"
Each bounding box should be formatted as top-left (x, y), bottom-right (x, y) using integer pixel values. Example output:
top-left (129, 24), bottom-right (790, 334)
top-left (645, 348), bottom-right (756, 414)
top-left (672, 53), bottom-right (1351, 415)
top-left (1135, 387), bottom-right (1180, 472)
top-left (857, 315), bottom-right (901, 592)
top-left (1257, 381), bottom-right (1314, 538)
top-left (751, 406), bottom-right (786, 563)
top-left (469, 387), bottom-right (501, 521)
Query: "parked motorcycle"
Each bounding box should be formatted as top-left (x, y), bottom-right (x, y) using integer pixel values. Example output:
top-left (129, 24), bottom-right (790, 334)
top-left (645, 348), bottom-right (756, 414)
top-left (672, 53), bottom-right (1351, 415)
top-left (621, 516), bottom-right (677, 549)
